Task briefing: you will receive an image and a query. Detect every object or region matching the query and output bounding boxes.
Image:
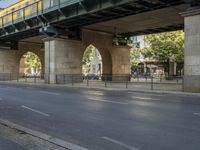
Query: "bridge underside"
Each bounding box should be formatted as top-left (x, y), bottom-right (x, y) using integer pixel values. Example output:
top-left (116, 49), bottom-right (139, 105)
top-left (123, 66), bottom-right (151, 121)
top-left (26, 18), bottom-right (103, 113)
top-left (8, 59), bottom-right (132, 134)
top-left (14, 4), bottom-right (187, 45)
top-left (85, 4), bottom-right (186, 36)
top-left (0, 0), bottom-right (194, 42)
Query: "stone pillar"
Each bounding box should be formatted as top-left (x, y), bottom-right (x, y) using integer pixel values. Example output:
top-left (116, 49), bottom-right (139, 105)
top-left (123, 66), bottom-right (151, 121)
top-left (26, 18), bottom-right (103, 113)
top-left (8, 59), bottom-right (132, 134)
top-left (182, 9), bottom-right (200, 92)
top-left (0, 49), bottom-right (19, 81)
top-left (110, 46), bottom-right (131, 81)
top-left (0, 49), bottom-right (19, 73)
top-left (44, 38), bottom-right (83, 84)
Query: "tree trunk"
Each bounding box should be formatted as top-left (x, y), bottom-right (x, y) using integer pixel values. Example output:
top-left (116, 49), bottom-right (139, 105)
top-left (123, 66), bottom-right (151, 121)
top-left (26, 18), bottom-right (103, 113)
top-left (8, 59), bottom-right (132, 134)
top-left (167, 59), bottom-right (170, 76)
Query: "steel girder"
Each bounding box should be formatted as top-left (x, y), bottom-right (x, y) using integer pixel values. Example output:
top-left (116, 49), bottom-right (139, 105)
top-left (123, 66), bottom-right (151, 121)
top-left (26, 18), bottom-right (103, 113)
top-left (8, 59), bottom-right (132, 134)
top-left (0, 0), bottom-right (197, 41)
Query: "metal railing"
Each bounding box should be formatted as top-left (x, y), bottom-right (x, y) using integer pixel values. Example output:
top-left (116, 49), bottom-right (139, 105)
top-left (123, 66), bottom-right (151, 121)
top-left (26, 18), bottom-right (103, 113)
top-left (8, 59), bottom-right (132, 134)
top-left (0, 73), bottom-right (46, 84)
top-left (55, 74), bottom-right (183, 91)
top-left (0, 0), bottom-right (79, 28)
top-left (0, 73), bottom-right (184, 92)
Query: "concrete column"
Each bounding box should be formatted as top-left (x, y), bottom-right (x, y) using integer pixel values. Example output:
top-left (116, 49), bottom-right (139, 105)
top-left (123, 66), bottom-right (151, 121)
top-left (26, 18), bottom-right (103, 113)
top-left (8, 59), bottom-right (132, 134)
top-left (182, 9), bottom-right (200, 92)
top-left (44, 38), bottom-right (83, 84)
top-left (110, 46), bottom-right (131, 80)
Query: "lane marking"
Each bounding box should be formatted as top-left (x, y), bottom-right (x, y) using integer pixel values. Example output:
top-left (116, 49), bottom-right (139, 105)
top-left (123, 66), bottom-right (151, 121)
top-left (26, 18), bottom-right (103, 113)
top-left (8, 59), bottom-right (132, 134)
top-left (102, 136), bottom-right (140, 150)
top-left (88, 91), bottom-right (104, 96)
top-left (39, 91), bottom-right (60, 96)
top-left (87, 98), bottom-right (128, 105)
top-left (132, 96), bottom-right (153, 100)
top-left (21, 105), bottom-right (49, 117)
top-left (83, 91), bottom-right (105, 96)
top-left (193, 113), bottom-right (200, 116)
top-left (128, 92), bottom-right (162, 97)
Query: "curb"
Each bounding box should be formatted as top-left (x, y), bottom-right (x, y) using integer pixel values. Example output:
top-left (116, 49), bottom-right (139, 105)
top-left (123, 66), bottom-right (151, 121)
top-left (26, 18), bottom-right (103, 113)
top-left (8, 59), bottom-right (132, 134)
top-left (0, 81), bottom-right (200, 97)
top-left (0, 119), bottom-right (88, 150)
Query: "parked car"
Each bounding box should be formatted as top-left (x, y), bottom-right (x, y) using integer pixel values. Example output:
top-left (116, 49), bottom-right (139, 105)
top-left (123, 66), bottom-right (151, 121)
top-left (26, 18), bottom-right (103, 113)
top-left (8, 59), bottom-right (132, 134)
top-left (24, 72), bottom-right (41, 78)
top-left (86, 73), bottom-right (99, 80)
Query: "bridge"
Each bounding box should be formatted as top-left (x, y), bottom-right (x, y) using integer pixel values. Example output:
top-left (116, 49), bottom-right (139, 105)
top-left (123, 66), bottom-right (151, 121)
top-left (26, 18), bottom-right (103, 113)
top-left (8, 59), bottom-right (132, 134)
top-left (0, 0), bottom-right (200, 92)
top-left (0, 0), bottom-right (196, 40)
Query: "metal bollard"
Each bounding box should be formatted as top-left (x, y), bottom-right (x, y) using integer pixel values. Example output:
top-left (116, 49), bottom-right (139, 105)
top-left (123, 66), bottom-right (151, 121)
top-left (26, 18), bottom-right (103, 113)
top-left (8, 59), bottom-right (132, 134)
top-left (17, 74), bottom-right (19, 82)
top-left (137, 75), bottom-right (139, 82)
top-left (105, 76), bottom-right (107, 87)
top-left (34, 76), bottom-right (36, 83)
top-left (182, 77), bottom-right (184, 92)
top-left (87, 79), bottom-right (89, 87)
top-left (10, 73), bottom-right (12, 81)
top-left (71, 75), bottom-right (74, 86)
top-left (151, 76), bottom-right (154, 90)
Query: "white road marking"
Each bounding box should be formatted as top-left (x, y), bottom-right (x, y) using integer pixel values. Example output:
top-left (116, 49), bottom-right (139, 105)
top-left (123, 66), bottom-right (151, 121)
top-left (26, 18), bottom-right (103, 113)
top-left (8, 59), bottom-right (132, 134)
top-left (87, 91), bottom-right (104, 96)
top-left (87, 98), bottom-right (128, 105)
top-left (21, 105), bottom-right (49, 117)
top-left (39, 91), bottom-right (60, 96)
top-left (102, 136), bottom-right (140, 150)
top-left (128, 92), bottom-right (162, 97)
top-left (193, 113), bottom-right (200, 116)
top-left (132, 96), bottom-right (153, 100)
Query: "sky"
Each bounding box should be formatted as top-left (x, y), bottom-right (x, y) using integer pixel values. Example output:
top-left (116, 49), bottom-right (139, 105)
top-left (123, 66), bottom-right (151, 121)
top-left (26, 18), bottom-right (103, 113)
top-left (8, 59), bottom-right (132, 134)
top-left (0, 0), bottom-right (18, 8)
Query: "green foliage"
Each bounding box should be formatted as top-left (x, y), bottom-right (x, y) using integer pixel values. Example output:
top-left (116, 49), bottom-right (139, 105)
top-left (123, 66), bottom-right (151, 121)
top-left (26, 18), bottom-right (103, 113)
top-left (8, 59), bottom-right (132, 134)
top-left (24, 52), bottom-right (41, 70)
top-left (142, 31), bottom-right (184, 63)
top-left (130, 48), bottom-right (140, 69)
top-left (82, 45), bottom-right (93, 65)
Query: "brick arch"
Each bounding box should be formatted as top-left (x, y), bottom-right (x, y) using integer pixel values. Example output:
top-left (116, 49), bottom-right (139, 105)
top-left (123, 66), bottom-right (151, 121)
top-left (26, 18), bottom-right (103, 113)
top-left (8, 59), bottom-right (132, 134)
top-left (17, 43), bottom-right (44, 74)
top-left (82, 45), bottom-right (112, 75)
top-left (82, 29), bottom-right (113, 75)
top-left (82, 29), bottom-right (131, 78)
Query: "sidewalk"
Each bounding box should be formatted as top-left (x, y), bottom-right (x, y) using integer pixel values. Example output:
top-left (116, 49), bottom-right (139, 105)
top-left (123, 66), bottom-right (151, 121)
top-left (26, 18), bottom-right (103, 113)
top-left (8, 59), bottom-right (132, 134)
top-left (0, 120), bottom-right (74, 150)
top-left (0, 119), bottom-right (87, 150)
top-left (0, 136), bottom-right (26, 150)
top-left (0, 80), bottom-right (200, 97)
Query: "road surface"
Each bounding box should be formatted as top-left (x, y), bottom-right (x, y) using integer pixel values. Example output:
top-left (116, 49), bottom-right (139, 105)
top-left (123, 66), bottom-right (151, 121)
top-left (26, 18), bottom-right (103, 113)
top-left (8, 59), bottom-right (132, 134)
top-left (0, 84), bottom-right (200, 150)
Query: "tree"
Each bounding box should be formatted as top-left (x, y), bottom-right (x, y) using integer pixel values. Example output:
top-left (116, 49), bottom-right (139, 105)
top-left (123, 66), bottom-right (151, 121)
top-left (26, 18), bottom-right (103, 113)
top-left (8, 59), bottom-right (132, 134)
top-left (82, 45), bottom-right (93, 65)
top-left (142, 31), bottom-right (184, 75)
top-left (24, 52), bottom-right (41, 73)
top-left (130, 47), bottom-right (140, 70)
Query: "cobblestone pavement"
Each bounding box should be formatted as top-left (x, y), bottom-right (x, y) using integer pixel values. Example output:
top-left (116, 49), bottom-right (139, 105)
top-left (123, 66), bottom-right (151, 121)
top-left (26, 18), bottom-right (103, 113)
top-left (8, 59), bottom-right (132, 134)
top-left (0, 123), bottom-right (67, 150)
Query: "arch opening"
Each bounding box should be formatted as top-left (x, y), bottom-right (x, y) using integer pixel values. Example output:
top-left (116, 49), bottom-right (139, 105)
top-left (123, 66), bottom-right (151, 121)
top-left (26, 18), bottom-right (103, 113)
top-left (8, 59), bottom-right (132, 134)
top-left (82, 45), bottom-right (102, 80)
top-left (19, 52), bottom-right (42, 77)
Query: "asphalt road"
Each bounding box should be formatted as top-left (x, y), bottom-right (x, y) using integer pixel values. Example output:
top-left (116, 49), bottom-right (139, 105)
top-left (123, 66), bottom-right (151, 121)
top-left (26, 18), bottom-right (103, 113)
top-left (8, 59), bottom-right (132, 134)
top-left (0, 84), bottom-right (200, 150)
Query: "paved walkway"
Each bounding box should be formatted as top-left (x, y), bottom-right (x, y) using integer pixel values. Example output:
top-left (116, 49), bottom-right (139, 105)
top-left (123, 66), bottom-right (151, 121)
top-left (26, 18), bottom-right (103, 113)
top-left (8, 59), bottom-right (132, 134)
top-left (2, 78), bottom-right (183, 91)
top-left (0, 136), bottom-right (26, 150)
top-left (0, 80), bottom-right (199, 97)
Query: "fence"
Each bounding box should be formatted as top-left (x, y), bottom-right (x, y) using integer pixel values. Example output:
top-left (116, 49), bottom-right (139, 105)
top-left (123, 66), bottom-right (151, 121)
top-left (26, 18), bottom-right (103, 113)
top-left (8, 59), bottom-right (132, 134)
top-left (0, 73), bottom-right (183, 92)
top-left (0, 73), bottom-right (46, 84)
